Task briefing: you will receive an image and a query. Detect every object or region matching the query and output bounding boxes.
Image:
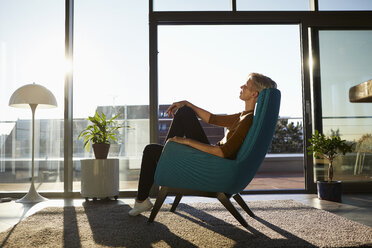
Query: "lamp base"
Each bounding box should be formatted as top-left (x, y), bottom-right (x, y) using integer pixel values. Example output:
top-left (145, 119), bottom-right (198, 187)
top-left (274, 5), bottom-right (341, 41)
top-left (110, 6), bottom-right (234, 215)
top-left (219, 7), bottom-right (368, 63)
top-left (16, 182), bottom-right (48, 203)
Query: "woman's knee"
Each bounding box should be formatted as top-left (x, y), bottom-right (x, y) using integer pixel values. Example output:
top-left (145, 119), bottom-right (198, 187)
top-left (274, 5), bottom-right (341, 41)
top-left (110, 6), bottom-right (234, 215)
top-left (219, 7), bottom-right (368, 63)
top-left (175, 106), bottom-right (196, 118)
top-left (143, 144), bottom-right (163, 156)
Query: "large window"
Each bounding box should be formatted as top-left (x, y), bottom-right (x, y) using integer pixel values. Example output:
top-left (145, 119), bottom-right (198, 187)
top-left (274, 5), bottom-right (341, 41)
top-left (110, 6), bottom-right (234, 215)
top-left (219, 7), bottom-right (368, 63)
top-left (318, 30), bottom-right (372, 183)
top-left (0, 0), bottom-right (65, 192)
top-left (73, 0), bottom-right (149, 191)
top-left (158, 25), bottom-right (304, 190)
top-left (2, 1), bottom-right (372, 195)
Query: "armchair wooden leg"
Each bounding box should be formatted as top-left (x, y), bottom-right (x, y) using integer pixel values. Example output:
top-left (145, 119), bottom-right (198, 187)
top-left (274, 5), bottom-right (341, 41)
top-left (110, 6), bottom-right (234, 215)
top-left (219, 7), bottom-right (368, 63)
top-left (148, 186), bottom-right (169, 223)
top-left (233, 194), bottom-right (255, 217)
top-left (170, 194), bottom-right (183, 212)
top-left (217, 193), bottom-right (248, 227)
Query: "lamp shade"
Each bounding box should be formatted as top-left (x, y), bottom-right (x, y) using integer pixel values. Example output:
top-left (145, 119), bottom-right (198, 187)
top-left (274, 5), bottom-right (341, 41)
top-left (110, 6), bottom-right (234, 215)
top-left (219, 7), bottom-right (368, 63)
top-left (9, 83), bottom-right (57, 109)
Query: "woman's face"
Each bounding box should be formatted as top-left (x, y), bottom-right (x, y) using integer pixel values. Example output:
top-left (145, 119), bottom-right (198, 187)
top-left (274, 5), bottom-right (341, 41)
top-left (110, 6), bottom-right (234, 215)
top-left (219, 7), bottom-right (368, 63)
top-left (239, 77), bottom-right (258, 101)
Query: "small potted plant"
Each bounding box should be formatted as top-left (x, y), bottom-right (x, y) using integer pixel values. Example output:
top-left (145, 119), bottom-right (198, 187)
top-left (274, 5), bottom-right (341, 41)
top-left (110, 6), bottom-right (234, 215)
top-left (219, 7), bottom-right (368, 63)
top-left (307, 130), bottom-right (353, 202)
top-left (78, 111), bottom-right (123, 159)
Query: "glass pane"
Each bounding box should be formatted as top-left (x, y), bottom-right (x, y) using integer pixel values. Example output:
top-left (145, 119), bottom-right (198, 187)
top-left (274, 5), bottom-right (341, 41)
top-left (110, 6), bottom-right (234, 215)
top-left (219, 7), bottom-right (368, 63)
top-left (237, 0), bottom-right (309, 11)
top-left (158, 25), bottom-right (304, 190)
top-left (318, 30), bottom-right (372, 183)
top-left (74, 0), bottom-right (149, 191)
top-left (0, 0), bottom-right (65, 192)
top-left (319, 0), bottom-right (372, 11)
top-left (154, 0), bottom-right (231, 11)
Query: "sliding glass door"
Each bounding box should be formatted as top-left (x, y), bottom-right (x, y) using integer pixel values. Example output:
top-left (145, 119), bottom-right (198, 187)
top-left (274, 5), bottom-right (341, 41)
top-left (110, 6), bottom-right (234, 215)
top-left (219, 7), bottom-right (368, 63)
top-left (158, 25), bottom-right (305, 190)
top-left (315, 30), bottom-right (372, 185)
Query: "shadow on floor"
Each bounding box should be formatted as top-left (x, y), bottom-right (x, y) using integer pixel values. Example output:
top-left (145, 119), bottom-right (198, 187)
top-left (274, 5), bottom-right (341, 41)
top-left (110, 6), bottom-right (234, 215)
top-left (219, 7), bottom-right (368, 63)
top-left (81, 199), bottom-right (197, 247)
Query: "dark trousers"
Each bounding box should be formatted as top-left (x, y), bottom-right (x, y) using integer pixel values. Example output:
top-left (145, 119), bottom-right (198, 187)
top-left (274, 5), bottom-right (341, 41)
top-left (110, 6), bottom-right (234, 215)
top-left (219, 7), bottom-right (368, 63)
top-left (136, 106), bottom-right (209, 201)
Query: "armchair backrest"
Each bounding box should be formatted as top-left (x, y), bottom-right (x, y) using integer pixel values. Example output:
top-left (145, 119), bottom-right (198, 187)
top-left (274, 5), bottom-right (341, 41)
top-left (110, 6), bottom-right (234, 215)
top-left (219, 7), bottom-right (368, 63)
top-left (234, 88), bottom-right (281, 191)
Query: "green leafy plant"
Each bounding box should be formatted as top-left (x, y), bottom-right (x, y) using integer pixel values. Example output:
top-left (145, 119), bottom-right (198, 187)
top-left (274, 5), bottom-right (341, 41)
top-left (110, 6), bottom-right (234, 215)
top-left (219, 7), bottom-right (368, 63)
top-left (307, 130), bottom-right (353, 182)
top-left (78, 111), bottom-right (123, 152)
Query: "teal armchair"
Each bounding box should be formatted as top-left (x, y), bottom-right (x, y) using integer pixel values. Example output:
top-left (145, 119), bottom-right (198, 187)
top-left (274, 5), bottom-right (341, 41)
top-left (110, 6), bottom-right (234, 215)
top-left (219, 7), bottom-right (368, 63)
top-left (148, 88), bottom-right (281, 227)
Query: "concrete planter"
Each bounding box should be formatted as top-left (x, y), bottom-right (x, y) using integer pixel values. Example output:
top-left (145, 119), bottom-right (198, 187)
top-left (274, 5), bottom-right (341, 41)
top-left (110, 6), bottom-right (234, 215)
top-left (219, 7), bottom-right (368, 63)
top-left (80, 159), bottom-right (119, 201)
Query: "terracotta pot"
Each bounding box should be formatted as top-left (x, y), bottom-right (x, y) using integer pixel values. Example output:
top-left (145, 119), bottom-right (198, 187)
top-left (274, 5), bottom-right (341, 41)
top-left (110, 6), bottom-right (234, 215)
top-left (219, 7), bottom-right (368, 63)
top-left (92, 143), bottom-right (110, 159)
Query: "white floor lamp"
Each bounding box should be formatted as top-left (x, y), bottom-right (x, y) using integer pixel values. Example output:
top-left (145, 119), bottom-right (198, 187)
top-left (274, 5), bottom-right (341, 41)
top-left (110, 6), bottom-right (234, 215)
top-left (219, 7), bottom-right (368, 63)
top-left (9, 83), bottom-right (57, 203)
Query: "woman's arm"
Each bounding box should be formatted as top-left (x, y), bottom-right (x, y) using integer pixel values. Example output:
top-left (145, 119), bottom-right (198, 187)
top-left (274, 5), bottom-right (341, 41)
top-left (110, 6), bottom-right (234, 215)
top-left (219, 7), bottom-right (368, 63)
top-left (168, 137), bottom-right (225, 158)
top-left (208, 113), bottom-right (241, 128)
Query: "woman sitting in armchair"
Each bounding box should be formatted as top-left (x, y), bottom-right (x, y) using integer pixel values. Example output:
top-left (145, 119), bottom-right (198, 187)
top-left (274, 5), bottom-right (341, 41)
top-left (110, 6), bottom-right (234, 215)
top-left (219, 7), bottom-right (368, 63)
top-left (129, 72), bottom-right (277, 216)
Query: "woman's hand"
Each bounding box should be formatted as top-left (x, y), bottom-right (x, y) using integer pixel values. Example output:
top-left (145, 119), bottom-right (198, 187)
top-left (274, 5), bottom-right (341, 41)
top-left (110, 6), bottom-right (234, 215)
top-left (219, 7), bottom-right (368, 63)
top-left (165, 101), bottom-right (188, 118)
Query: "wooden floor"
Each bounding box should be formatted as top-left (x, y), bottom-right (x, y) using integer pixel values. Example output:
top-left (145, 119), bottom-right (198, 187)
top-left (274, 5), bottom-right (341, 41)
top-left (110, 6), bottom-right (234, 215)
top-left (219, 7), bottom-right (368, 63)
top-left (246, 173), bottom-right (304, 190)
top-left (1, 193), bottom-right (371, 234)
top-left (2, 173), bottom-right (370, 192)
top-left (0, 173), bottom-right (305, 192)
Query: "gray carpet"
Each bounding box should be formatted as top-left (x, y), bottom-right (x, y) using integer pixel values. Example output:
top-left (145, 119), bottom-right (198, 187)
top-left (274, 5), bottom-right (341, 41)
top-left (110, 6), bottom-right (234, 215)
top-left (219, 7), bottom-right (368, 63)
top-left (0, 200), bottom-right (371, 248)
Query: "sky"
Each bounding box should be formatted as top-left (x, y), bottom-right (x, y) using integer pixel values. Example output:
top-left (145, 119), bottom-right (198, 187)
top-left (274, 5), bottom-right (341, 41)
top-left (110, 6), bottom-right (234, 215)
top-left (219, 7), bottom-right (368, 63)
top-left (0, 0), bottom-right (65, 121)
top-left (0, 0), bottom-right (372, 140)
top-left (158, 25), bottom-right (302, 117)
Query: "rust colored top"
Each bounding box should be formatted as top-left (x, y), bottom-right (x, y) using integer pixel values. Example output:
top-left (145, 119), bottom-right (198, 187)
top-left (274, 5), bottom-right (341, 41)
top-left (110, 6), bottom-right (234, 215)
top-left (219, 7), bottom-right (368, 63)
top-left (208, 110), bottom-right (254, 159)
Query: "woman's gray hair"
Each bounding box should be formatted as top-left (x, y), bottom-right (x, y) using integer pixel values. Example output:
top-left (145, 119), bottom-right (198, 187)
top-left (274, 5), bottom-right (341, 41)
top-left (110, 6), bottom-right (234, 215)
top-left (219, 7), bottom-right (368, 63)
top-left (249, 73), bottom-right (277, 92)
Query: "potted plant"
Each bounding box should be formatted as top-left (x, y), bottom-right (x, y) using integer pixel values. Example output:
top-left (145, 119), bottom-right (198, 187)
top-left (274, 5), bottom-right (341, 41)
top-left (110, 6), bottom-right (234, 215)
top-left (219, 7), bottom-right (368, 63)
top-left (307, 130), bottom-right (353, 202)
top-left (78, 111), bottom-right (123, 159)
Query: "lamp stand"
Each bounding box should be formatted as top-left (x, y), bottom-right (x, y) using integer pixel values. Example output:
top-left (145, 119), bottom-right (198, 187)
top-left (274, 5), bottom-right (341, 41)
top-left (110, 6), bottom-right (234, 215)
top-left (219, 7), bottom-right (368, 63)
top-left (16, 104), bottom-right (48, 203)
